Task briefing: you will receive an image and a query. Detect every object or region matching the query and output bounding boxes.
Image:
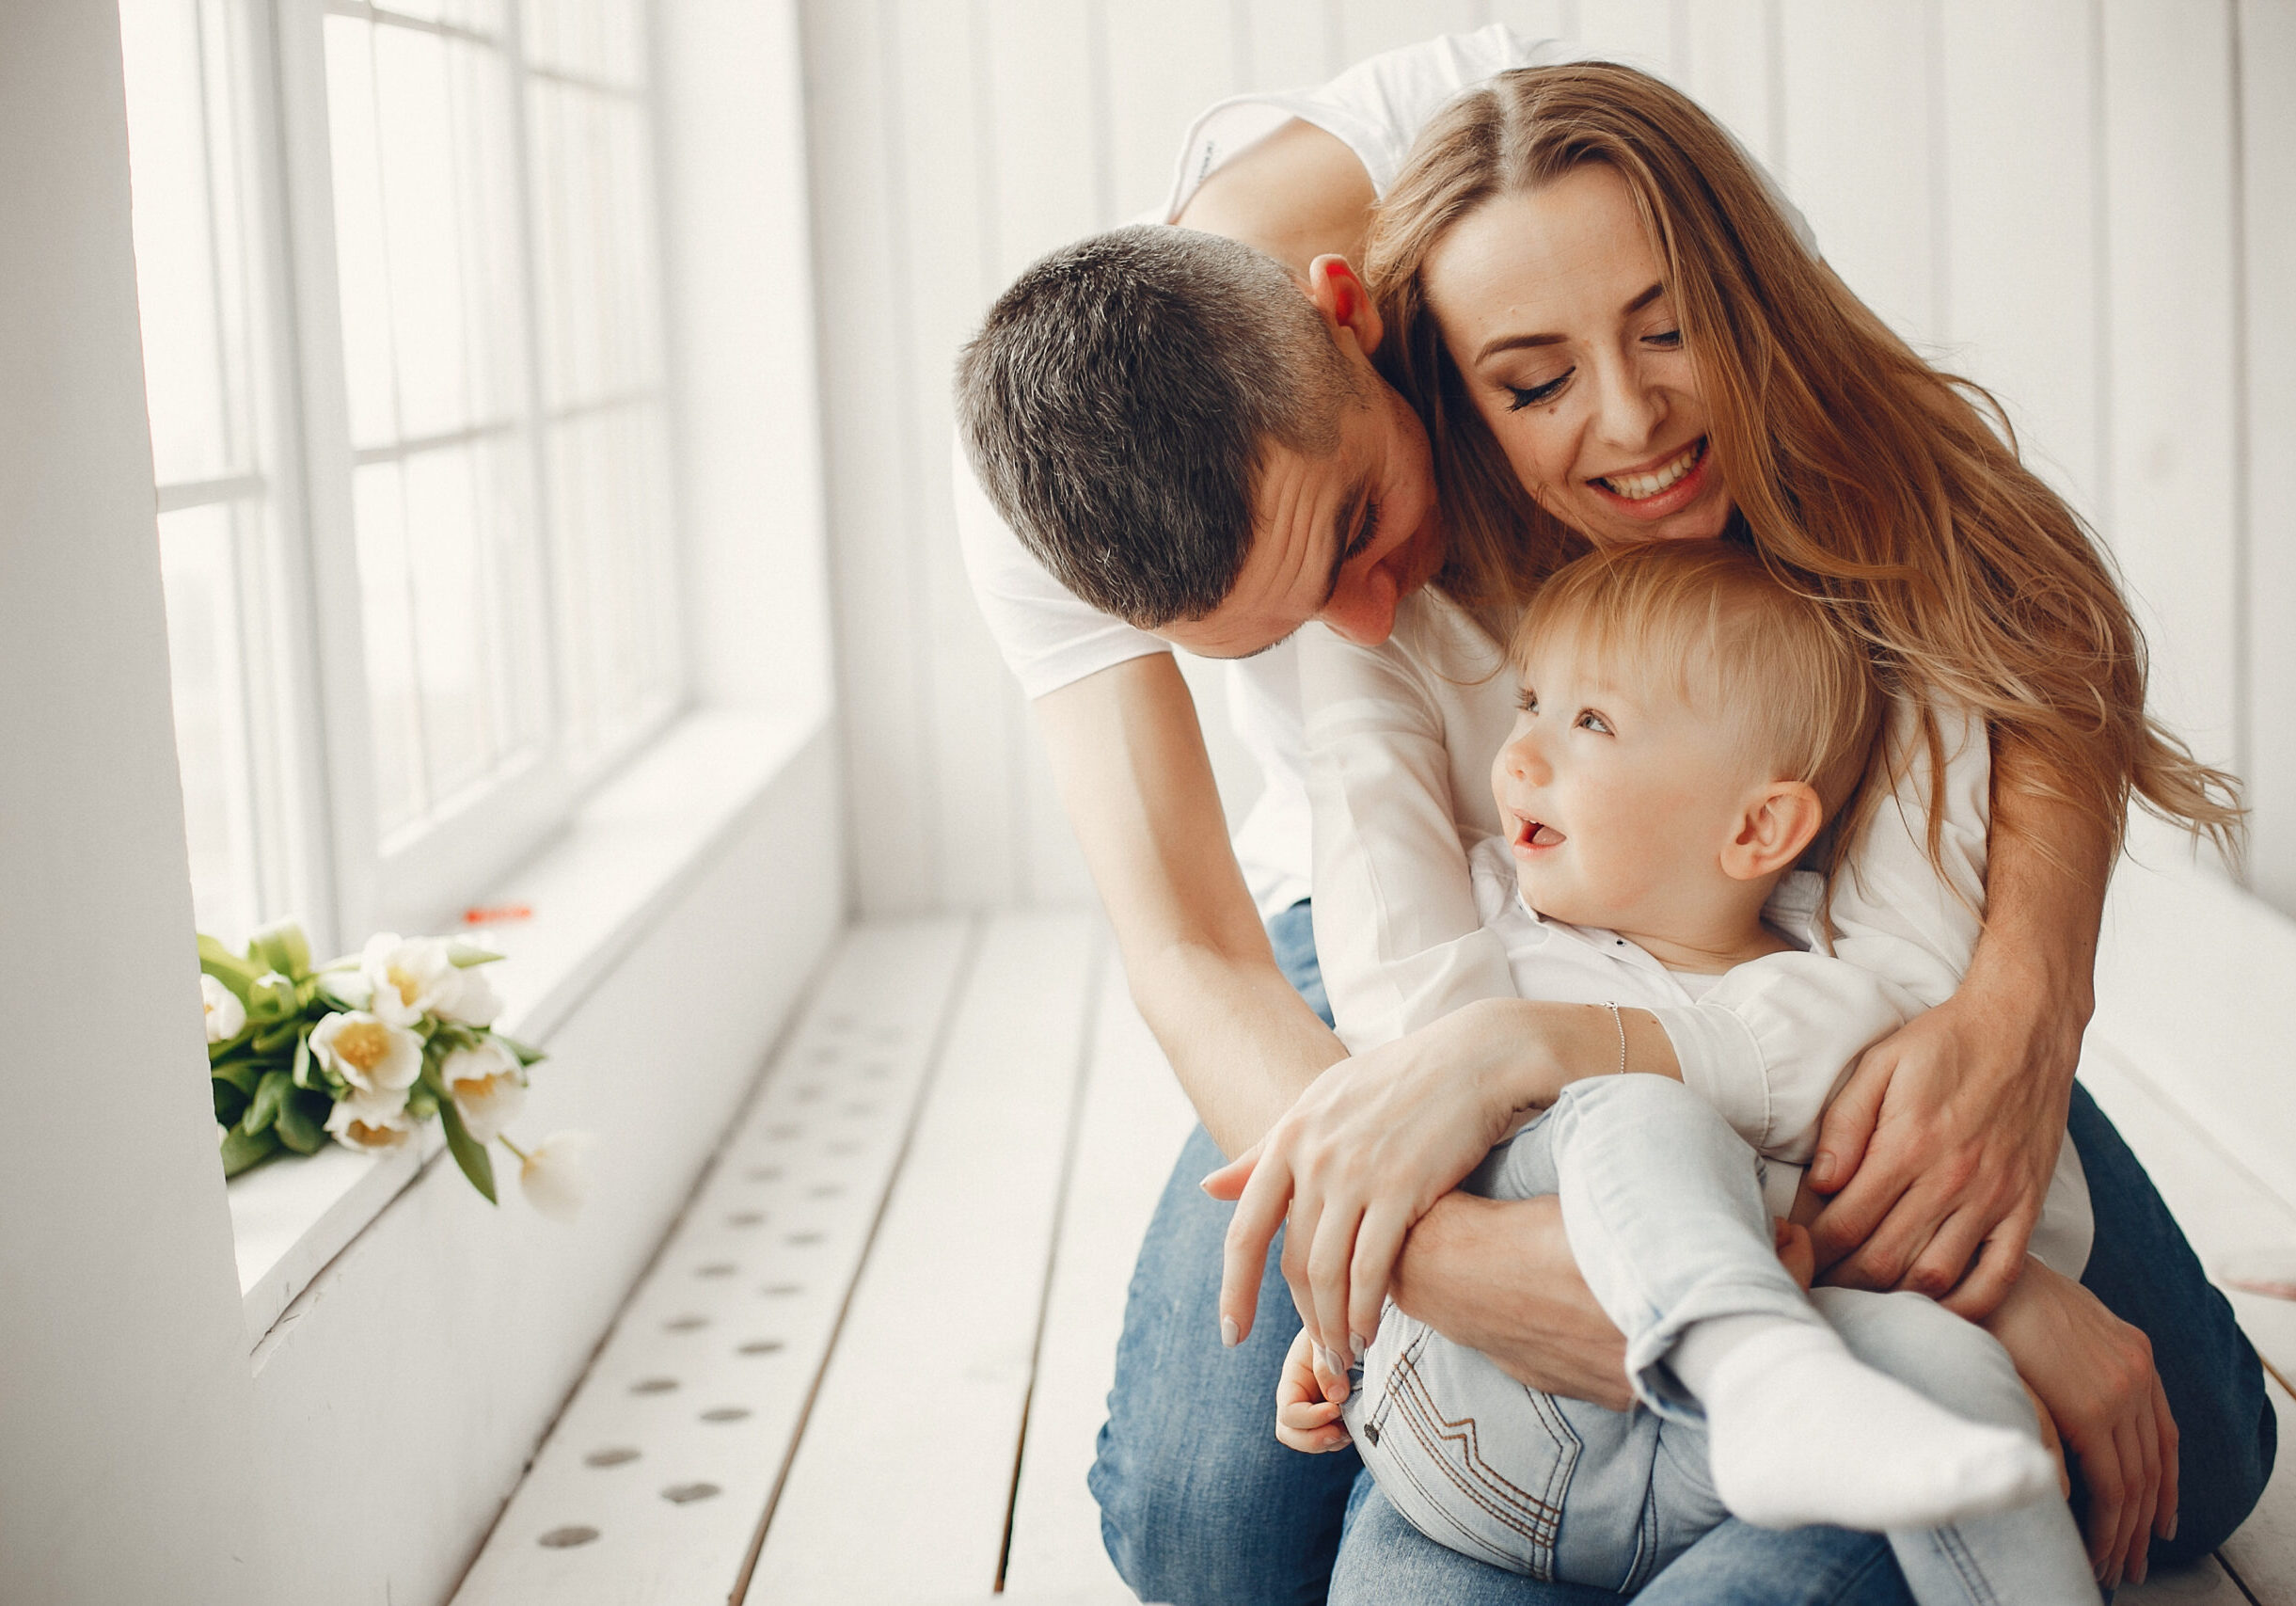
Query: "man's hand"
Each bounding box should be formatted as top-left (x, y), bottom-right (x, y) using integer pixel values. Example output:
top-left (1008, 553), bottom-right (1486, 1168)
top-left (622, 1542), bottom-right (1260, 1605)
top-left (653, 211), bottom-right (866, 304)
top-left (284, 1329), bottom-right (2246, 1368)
top-left (1985, 1257), bottom-right (2177, 1588)
top-left (1807, 972), bottom-right (2079, 1317)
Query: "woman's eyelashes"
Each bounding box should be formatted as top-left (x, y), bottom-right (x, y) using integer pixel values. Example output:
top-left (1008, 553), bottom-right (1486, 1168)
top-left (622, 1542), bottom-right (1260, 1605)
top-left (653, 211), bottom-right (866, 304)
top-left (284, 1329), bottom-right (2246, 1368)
top-left (1507, 372), bottom-right (1571, 412)
top-left (1499, 330), bottom-right (1681, 411)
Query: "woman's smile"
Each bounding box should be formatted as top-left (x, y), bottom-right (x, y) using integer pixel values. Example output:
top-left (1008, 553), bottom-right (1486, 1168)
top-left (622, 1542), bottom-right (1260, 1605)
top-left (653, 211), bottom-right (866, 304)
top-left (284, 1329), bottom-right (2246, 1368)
top-left (1589, 436), bottom-right (1713, 519)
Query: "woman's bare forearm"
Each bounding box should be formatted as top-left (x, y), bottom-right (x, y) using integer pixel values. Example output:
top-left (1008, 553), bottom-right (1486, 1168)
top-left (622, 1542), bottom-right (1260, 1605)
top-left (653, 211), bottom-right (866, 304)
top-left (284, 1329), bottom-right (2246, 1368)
top-left (1970, 732), bottom-right (2114, 1070)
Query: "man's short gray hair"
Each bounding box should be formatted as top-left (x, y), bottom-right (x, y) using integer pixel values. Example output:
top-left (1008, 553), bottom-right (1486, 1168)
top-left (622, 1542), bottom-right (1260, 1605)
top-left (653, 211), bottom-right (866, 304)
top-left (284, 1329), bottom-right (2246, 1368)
top-left (955, 225), bottom-right (1355, 629)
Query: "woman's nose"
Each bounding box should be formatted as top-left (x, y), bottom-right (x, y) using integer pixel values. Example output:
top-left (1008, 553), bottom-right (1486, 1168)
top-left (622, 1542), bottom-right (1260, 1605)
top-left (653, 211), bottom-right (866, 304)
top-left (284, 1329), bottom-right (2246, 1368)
top-left (1591, 353), bottom-right (1662, 452)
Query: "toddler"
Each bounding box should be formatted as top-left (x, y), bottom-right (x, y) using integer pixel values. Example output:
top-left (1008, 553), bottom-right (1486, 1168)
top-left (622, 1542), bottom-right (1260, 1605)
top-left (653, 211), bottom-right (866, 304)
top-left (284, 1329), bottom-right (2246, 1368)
top-left (1273, 542), bottom-right (2096, 1602)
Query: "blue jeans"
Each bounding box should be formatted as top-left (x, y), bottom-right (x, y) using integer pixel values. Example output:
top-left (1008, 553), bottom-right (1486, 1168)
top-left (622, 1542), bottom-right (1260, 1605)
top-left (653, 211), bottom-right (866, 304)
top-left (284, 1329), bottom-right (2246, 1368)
top-left (1351, 1076), bottom-right (2093, 1601)
top-left (1089, 900), bottom-right (2274, 1602)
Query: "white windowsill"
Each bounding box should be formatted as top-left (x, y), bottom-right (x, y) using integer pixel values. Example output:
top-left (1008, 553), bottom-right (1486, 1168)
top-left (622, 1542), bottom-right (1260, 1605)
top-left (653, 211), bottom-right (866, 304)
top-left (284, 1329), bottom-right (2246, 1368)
top-left (228, 697), bottom-right (830, 1349)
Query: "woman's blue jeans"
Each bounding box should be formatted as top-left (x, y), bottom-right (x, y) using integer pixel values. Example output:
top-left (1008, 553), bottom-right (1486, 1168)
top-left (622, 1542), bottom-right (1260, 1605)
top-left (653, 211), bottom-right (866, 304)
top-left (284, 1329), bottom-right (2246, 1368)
top-left (1086, 900), bottom-right (2275, 1603)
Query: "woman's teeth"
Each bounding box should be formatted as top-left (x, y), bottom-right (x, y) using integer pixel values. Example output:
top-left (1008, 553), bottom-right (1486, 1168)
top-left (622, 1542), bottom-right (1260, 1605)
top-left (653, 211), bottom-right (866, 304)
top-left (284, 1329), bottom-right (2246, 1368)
top-left (1596, 438), bottom-right (1702, 501)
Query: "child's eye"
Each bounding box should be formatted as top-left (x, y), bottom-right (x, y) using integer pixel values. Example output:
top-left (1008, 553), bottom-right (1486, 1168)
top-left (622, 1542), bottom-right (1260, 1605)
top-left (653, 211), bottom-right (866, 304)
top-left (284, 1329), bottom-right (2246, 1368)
top-left (1506, 371), bottom-right (1572, 411)
top-left (1576, 708), bottom-right (1612, 734)
top-left (1514, 688), bottom-right (1538, 712)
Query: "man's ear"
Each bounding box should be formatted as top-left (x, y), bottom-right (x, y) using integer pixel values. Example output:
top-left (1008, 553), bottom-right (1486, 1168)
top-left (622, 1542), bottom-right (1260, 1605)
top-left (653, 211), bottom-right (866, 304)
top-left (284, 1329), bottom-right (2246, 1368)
top-left (1307, 254), bottom-right (1383, 358)
top-left (1721, 780), bottom-right (1824, 883)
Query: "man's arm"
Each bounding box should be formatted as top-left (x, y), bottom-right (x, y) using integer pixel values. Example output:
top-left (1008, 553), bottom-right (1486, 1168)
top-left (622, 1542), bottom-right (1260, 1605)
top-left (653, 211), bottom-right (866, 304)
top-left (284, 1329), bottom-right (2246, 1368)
top-left (1036, 654), bottom-right (1344, 1154)
top-left (1172, 119), bottom-right (1374, 274)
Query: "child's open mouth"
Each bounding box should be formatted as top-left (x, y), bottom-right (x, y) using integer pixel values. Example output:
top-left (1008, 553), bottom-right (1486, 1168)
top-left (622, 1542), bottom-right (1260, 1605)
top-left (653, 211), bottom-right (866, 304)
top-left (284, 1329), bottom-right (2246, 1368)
top-left (1514, 818), bottom-right (1566, 851)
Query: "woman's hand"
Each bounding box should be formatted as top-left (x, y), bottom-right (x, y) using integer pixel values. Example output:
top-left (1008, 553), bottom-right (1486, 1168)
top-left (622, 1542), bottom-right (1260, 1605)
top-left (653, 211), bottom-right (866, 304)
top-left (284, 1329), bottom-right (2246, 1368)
top-left (1984, 1256), bottom-right (2177, 1588)
top-left (1203, 997), bottom-right (1544, 1361)
top-left (1805, 971), bottom-right (2081, 1317)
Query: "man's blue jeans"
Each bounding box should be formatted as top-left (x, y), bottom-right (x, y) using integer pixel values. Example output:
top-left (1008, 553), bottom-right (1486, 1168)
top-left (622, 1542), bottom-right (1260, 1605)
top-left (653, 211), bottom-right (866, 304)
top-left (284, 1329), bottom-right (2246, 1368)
top-left (1087, 900), bottom-right (2274, 1603)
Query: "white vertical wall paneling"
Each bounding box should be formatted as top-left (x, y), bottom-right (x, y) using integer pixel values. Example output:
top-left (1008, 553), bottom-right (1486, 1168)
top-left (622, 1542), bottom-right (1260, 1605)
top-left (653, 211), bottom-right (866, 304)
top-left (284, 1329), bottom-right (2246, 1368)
top-left (657, 0), bottom-right (835, 718)
top-left (1243, 0), bottom-right (1343, 88)
top-left (2099, 0), bottom-right (2241, 769)
top-left (1936, 0), bottom-right (2103, 518)
top-left (1104, 0), bottom-right (1239, 220)
top-left (805, 0), bottom-right (940, 914)
top-left (1335, 0), bottom-right (1487, 67)
top-left (1674, 0), bottom-right (1777, 167)
top-left (1488, 0), bottom-right (1574, 51)
top-left (1573, 0), bottom-right (1677, 75)
top-left (1776, 1), bottom-right (1940, 350)
top-left (980, 1), bottom-right (1109, 906)
top-left (892, 0), bottom-right (1029, 910)
top-left (2241, 0), bottom-right (2296, 909)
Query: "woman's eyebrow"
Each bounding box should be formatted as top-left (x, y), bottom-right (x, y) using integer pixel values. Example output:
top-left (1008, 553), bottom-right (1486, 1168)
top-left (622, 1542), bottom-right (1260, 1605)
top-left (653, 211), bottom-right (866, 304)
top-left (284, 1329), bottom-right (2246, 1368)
top-left (1471, 283), bottom-right (1669, 363)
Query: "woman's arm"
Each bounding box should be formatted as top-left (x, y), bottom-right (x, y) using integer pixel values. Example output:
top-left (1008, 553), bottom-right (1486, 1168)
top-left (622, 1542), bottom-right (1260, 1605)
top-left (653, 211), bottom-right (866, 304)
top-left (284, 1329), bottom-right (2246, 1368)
top-left (1811, 727), bottom-right (2111, 1316)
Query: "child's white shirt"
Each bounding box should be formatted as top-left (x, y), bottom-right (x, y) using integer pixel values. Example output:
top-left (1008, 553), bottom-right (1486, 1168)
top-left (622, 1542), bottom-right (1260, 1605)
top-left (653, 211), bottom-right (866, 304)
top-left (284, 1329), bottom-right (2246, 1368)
top-left (1304, 589), bottom-right (2093, 1275)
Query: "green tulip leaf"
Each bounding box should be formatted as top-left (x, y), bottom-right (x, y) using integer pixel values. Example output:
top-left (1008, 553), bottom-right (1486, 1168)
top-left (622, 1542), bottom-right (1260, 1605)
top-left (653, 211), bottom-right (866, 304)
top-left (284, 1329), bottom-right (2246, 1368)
top-left (249, 920), bottom-right (311, 981)
top-left (245, 1069), bottom-right (293, 1135)
top-left (213, 1080), bottom-right (248, 1126)
top-left (492, 1031), bottom-right (546, 1068)
top-left (275, 1089), bottom-right (329, 1154)
top-left (198, 934), bottom-right (262, 1003)
top-left (436, 1098), bottom-right (498, 1204)
top-left (211, 1059), bottom-right (262, 1099)
top-left (292, 1030), bottom-right (313, 1089)
top-left (220, 1123), bottom-right (281, 1177)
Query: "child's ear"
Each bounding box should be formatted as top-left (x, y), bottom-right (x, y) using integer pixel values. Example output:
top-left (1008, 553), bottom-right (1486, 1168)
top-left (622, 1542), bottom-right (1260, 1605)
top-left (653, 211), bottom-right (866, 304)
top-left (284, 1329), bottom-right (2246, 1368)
top-left (1721, 780), bottom-right (1825, 882)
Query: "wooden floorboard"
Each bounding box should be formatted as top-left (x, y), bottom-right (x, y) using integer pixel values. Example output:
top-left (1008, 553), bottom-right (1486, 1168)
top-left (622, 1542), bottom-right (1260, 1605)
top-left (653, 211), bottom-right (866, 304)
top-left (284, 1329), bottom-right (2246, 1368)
top-left (449, 918), bottom-right (974, 1606)
top-left (744, 912), bottom-right (1103, 1604)
top-left (1003, 960), bottom-right (1197, 1595)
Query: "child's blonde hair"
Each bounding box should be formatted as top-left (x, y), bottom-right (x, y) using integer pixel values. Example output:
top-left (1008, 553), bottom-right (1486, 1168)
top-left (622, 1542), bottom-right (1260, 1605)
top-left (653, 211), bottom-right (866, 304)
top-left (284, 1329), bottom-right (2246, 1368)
top-left (1513, 541), bottom-right (1885, 877)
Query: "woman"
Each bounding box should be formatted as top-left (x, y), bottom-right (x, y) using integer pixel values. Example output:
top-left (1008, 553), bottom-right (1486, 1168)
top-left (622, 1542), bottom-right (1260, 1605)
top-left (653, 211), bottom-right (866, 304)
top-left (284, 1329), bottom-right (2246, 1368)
top-left (1215, 61), bottom-right (2272, 1601)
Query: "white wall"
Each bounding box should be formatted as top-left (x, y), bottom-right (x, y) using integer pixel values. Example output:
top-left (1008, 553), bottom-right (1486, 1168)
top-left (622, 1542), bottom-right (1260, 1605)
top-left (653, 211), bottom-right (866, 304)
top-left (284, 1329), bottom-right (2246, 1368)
top-left (804, 0), bottom-right (2296, 918)
top-left (0, 6), bottom-right (262, 1601)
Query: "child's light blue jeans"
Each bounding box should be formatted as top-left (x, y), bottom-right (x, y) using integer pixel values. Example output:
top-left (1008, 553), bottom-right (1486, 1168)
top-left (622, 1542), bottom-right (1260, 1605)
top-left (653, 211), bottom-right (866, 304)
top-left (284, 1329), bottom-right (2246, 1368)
top-left (1345, 1073), bottom-right (2096, 1604)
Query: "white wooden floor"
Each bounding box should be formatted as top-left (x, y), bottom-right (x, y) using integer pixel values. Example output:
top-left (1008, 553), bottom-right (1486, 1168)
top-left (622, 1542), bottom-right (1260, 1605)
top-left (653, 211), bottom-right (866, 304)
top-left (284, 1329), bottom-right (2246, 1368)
top-left (445, 910), bottom-right (2294, 1606)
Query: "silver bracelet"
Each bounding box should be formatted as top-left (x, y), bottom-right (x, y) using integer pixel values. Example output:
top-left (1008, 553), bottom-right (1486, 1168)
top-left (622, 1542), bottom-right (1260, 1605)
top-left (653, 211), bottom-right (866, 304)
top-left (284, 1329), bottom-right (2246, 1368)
top-left (1607, 1000), bottom-right (1626, 1075)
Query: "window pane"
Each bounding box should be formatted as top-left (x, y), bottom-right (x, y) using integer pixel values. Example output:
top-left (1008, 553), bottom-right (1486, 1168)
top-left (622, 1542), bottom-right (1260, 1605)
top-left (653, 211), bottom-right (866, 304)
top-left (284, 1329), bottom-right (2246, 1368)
top-left (402, 444), bottom-right (495, 799)
top-left (120, 0), bottom-right (252, 485)
top-left (325, 14), bottom-right (400, 450)
top-left (353, 460), bottom-right (424, 834)
top-left (158, 505), bottom-right (262, 946)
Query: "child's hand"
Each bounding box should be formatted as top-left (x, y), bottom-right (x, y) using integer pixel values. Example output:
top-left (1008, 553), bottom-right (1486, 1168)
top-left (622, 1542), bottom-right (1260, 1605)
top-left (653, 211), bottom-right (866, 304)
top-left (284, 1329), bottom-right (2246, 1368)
top-left (1275, 1329), bottom-right (1354, 1454)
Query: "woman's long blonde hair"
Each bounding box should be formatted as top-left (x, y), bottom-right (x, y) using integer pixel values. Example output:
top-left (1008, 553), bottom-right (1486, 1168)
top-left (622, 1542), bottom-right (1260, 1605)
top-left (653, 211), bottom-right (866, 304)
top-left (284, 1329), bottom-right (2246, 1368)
top-left (1364, 62), bottom-right (2240, 867)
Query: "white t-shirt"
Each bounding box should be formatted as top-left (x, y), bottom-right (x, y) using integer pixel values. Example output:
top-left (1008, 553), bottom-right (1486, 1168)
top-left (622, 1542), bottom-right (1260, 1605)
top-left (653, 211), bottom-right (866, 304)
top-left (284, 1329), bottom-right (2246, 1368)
top-left (955, 25), bottom-right (1577, 917)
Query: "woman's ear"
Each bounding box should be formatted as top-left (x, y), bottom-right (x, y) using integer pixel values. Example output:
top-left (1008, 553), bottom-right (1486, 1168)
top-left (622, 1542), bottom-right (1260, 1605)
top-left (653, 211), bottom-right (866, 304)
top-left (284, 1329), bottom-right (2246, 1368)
top-left (1722, 780), bottom-right (1825, 882)
top-left (1308, 254), bottom-right (1384, 357)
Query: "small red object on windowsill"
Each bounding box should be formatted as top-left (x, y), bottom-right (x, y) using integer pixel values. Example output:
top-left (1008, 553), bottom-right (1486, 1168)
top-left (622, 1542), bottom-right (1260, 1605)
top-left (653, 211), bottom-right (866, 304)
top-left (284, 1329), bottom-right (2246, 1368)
top-left (462, 903), bottom-right (533, 927)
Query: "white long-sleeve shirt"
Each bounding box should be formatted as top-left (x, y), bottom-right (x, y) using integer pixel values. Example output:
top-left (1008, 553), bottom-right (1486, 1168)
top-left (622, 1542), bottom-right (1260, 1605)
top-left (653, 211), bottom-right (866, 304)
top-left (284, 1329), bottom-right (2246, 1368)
top-left (1305, 590), bottom-right (2094, 1274)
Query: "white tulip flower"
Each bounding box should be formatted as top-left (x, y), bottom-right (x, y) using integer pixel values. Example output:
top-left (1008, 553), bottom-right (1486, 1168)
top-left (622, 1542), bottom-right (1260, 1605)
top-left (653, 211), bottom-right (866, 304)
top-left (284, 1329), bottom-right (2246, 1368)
top-left (360, 933), bottom-right (454, 1026)
top-left (432, 963), bottom-right (503, 1027)
top-left (517, 1131), bottom-right (597, 1221)
top-left (440, 1037), bottom-right (526, 1143)
top-left (200, 974), bottom-right (246, 1043)
top-left (325, 1093), bottom-right (419, 1154)
top-left (308, 1010), bottom-right (423, 1097)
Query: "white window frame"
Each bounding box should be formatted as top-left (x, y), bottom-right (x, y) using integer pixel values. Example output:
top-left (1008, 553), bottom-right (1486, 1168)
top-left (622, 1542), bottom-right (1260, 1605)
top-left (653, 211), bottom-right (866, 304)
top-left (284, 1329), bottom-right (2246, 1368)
top-left (196, 0), bottom-right (692, 946)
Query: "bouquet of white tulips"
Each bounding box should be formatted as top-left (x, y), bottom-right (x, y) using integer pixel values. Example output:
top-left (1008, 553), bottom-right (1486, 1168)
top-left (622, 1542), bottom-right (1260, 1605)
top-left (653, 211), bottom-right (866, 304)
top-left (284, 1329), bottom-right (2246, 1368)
top-left (202, 918), bottom-right (585, 1214)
